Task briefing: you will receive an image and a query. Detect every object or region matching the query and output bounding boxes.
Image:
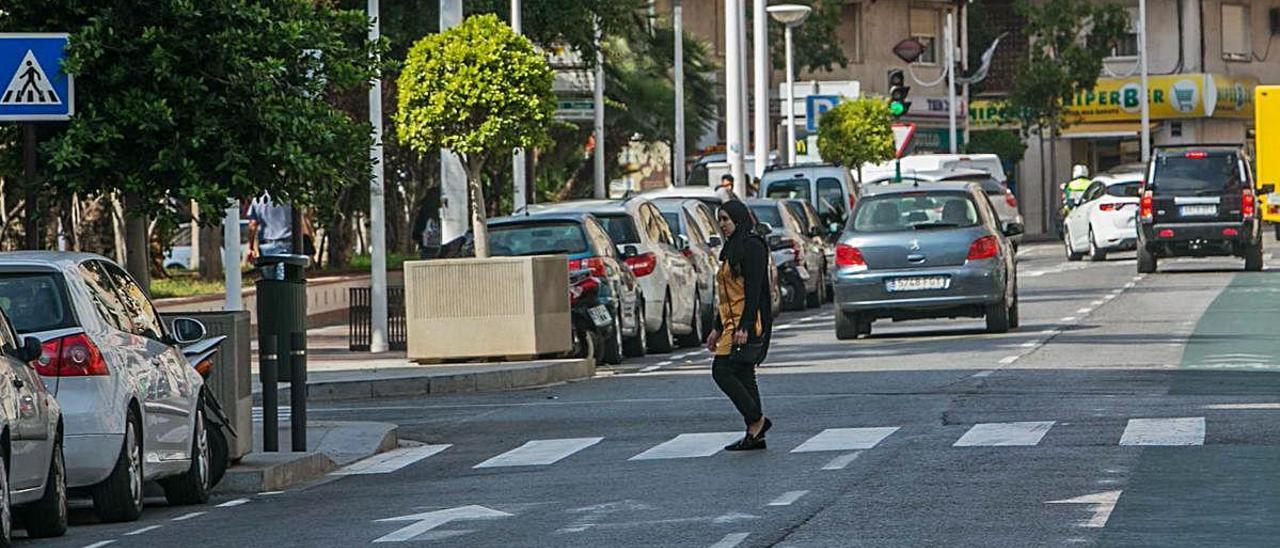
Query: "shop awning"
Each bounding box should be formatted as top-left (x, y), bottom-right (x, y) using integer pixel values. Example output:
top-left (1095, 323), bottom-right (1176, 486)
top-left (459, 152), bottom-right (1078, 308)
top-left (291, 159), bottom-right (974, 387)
top-left (1059, 122), bottom-right (1160, 140)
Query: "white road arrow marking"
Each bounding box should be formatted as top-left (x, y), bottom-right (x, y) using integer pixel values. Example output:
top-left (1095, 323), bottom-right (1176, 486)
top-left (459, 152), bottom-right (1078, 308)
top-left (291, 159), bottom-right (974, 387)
top-left (374, 505), bottom-right (512, 543)
top-left (1046, 490), bottom-right (1122, 528)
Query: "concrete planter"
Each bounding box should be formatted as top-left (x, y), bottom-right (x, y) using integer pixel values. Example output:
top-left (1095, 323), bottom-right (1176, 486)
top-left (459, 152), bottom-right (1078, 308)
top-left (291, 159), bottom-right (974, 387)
top-left (404, 256), bottom-right (571, 361)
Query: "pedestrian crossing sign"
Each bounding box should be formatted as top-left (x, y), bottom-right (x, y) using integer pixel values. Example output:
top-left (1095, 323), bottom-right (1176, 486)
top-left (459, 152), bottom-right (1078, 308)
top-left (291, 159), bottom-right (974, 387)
top-left (0, 34), bottom-right (73, 121)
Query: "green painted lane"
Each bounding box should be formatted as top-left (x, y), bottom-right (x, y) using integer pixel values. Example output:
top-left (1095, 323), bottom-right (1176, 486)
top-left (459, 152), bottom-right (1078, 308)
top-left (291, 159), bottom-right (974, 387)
top-left (1180, 271), bottom-right (1280, 373)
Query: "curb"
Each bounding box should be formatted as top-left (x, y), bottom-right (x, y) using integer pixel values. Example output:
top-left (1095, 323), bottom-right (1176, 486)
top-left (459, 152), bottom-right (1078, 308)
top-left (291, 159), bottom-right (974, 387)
top-left (216, 421), bottom-right (399, 493)
top-left (255, 358), bottom-right (595, 404)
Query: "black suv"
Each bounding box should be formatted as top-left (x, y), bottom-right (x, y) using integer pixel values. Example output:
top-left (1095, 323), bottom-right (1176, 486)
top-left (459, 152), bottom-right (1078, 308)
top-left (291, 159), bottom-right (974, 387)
top-left (1137, 145), bottom-right (1262, 273)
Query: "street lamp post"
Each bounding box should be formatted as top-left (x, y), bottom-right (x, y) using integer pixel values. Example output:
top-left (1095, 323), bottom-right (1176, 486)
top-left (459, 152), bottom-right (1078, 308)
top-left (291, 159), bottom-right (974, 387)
top-left (674, 0), bottom-right (686, 187)
top-left (767, 4), bottom-right (812, 167)
top-left (725, 0), bottom-right (745, 193)
top-left (1138, 0), bottom-right (1151, 163)
top-left (752, 0), bottom-right (769, 179)
top-left (512, 0), bottom-right (528, 210)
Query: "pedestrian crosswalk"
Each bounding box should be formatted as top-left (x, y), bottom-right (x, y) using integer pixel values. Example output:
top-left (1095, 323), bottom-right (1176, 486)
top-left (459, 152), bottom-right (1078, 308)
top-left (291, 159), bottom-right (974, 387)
top-left (331, 416), bottom-right (1222, 476)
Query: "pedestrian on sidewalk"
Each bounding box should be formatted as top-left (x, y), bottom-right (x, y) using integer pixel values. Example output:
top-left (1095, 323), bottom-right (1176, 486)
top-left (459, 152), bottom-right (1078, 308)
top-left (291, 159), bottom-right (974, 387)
top-left (706, 199), bottom-right (774, 451)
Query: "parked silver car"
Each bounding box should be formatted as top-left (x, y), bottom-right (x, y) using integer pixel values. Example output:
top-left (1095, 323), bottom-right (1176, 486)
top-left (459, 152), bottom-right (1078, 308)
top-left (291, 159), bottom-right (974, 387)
top-left (832, 183), bottom-right (1022, 340)
top-left (0, 306), bottom-right (68, 543)
top-left (653, 199), bottom-right (721, 341)
top-left (0, 253), bottom-right (211, 523)
top-left (747, 199), bottom-right (829, 308)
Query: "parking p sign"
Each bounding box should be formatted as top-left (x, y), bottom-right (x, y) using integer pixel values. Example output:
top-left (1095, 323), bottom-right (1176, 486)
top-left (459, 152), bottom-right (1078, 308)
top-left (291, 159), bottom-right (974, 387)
top-left (805, 95), bottom-right (840, 133)
top-left (0, 34), bottom-right (74, 121)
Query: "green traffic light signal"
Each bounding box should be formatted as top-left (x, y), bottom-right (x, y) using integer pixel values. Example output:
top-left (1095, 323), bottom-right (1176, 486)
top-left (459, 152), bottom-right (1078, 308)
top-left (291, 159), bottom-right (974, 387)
top-left (889, 101), bottom-right (905, 116)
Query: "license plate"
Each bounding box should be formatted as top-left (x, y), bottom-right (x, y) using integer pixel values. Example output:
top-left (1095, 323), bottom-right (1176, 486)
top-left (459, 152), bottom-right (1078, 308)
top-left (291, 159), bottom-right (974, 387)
top-left (588, 305), bottom-right (612, 327)
top-left (1180, 205), bottom-right (1217, 216)
top-left (886, 276), bottom-right (951, 292)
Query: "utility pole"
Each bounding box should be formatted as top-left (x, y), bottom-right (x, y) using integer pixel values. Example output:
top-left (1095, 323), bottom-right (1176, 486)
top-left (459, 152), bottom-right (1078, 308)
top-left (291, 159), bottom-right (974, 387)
top-left (946, 12), bottom-right (958, 154)
top-left (673, 0), bottom-right (687, 187)
top-left (960, 2), bottom-right (971, 148)
top-left (725, 0), bottom-right (745, 196)
top-left (752, 0), bottom-right (769, 178)
top-left (737, 7), bottom-right (750, 188)
top-left (593, 19), bottom-right (606, 199)
top-left (368, 0), bottom-right (390, 353)
top-left (439, 0), bottom-right (468, 243)
top-left (223, 203), bottom-right (242, 311)
top-left (1138, 0), bottom-right (1151, 163)
top-left (511, 0), bottom-right (528, 210)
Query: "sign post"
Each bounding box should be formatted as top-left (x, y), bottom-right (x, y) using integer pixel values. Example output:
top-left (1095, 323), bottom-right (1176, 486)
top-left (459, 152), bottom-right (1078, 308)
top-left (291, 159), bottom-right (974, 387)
top-left (891, 123), bottom-right (917, 182)
top-left (1, 33), bottom-right (75, 251)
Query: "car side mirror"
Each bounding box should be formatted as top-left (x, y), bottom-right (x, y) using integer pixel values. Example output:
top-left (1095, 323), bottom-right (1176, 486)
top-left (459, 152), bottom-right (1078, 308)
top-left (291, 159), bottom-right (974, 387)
top-left (757, 222), bottom-right (774, 236)
top-left (829, 222), bottom-right (842, 234)
top-left (707, 235), bottom-right (723, 248)
top-left (621, 244), bottom-right (640, 259)
top-left (1261, 184), bottom-right (1276, 195)
top-left (171, 317), bottom-right (207, 344)
top-left (675, 234), bottom-right (690, 252)
top-left (16, 337), bottom-right (41, 363)
top-left (1003, 222), bottom-right (1025, 237)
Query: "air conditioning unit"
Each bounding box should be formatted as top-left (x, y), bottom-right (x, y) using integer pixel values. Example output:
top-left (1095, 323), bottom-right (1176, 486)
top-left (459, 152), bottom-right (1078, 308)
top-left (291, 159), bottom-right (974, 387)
top-left (404, 255), bottom-right (571, 361)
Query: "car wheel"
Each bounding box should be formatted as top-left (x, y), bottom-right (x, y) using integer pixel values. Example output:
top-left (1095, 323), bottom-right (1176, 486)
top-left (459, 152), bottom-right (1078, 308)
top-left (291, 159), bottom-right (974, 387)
top-left (835, 312), bottom-right (860, 340)
top-left (784, 276), bottom-right (806, 312)
top-left (806, 271), bottom-right (823, 308)
top-left (567, 321), bottom-right (596, 360)
top-left (1064, 228), bottom-right (1084, 261)
top-left (1088, 229), bottom-right (1107, 262)
top-left (92, 409), bottom-right (144, 523)
top-left (19, 435), bottom-right (67, 538)
top-left (602, 309), bottom-right (625, 365)
top-left (676, 294), bottom-right (703, 348)
top-left (1274, 223), bottom-right (1279, 241)
top-left (622, 302), bottom-right (647, 358)
top-left (206, 417), bottom-right (230, 488)
top-left (1137, 245), bottom-right (1158, 274)
top-left (1008, 280), bottom-right (1020, 329)
top-left (1245, 241), bottom-right (1264, 272)
top-left (985, 296), bottom-right (1011, 334)
top-left (160, 404), bottom-right (212, 505)
top-left (648, 297), bottom-right (676, 353)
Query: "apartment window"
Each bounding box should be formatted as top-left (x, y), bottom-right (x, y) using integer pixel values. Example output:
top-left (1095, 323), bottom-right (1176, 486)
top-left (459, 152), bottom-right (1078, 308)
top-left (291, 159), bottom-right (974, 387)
top-left (1221, 4), bottom-right (1252, 61)
top-left (910, 8), bottom-right (940, 64)
top-left (839, 3), bottom-right (864, 63)
top-left (1112, 7), bottom-right (1140, 58)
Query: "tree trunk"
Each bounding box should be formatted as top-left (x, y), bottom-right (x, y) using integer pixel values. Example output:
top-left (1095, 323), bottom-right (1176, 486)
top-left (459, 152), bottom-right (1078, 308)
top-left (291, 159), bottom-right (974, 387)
top-left (110, 193), bottom-right (127, 265)
top-left (467, 156), bottom-right (490, 259)
top-left (123, 193), bottom-right (152, 295)
top-left (198, 222), bottom-right (223, 279)
top-left (1048, 118), bottom-right (1060, 233)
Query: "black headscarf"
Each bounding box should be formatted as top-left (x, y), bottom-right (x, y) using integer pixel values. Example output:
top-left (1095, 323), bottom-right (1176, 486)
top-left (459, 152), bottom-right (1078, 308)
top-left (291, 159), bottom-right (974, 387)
top-left (719, 199), bottom-right (765, 276)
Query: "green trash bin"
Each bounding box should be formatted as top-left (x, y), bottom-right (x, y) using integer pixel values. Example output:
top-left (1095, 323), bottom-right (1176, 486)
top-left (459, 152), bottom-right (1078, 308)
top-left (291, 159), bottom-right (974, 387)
top-left (256, 254), bottom-right (309, 382)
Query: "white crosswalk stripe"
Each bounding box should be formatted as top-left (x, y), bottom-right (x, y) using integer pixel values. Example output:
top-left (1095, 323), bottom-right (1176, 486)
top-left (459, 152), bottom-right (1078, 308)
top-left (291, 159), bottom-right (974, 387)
top-left (954, 421), bottom-right (1055, 447)
top-left (332, 444), bottom-right (452, 475)
top-left (474, 438), bottom-right (603, 468)
top-left (629, 432), bottom-right (742, 461)
top-left (1120, 417), bottom-right (1205, 446)
top-left (790, 427), bottom-right (899, 453)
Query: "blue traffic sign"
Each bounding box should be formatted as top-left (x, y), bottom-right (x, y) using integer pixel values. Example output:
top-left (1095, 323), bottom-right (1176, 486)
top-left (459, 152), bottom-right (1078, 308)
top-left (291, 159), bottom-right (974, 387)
top-left (0, 33), bottom-right (73, 121)
top-left (805, 95), bottom-right (840, 133)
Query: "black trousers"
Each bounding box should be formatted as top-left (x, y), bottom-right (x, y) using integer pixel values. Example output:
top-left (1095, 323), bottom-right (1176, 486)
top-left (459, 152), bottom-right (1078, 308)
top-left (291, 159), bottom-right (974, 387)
top-left (713, 355), bottom-right (763, 425)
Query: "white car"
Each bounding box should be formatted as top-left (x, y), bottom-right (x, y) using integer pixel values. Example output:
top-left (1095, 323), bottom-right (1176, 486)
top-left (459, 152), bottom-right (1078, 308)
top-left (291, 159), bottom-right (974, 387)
top-left (0, 253), bottom-right (211, 523)
top-left (163, 220), bottom-right (251, 270)
top-left (526, 199), bottom-right (700, 353)
top-left (1063, 173), bottom-right (1143, 261)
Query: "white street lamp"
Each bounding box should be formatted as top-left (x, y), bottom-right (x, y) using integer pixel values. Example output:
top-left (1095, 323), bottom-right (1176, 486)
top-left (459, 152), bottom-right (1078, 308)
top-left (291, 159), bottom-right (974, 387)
top-left (768, 4), bottom-right (811, 166)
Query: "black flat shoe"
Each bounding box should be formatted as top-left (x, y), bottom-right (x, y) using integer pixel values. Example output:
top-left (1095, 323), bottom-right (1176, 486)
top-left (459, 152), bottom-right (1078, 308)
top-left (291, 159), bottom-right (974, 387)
top-left (755, 417), bottom-right (773, 439)
top-left (724, 436), bottom-right (767, 451)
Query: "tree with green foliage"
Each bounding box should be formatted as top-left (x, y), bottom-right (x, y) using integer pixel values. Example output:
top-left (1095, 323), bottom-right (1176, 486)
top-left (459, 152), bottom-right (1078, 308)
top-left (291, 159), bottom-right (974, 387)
top-left (816, 98), bottom-right (895, 184)
top-left (395, 14), bottom-right (555, 258)
top-left (764, 0), bottom-right (848, 73)
top-left (1, 0), bottom-right (383, 286)
top-left (965, 130), bottom-right (1027, 164)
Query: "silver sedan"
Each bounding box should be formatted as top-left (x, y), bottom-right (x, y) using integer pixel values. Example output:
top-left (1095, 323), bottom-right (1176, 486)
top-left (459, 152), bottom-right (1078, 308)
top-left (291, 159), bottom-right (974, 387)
top-left (832, 182), bottom-right (1021, 340)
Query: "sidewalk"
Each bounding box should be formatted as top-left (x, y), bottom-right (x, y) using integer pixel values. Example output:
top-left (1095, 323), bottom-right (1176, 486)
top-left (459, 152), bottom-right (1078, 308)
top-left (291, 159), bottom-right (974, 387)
top-left (217, 420), bottom-right (399, 493)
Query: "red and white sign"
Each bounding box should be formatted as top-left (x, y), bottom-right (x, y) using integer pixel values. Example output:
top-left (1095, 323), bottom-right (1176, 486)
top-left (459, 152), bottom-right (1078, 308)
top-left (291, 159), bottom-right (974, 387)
top-left (891, 123), bottom-right (917, 159)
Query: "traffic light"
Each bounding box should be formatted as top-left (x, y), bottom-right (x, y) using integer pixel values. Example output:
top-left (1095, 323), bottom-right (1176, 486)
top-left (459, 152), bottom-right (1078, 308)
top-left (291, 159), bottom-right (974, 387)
top-left (888, 69), bottom-right (912, 118)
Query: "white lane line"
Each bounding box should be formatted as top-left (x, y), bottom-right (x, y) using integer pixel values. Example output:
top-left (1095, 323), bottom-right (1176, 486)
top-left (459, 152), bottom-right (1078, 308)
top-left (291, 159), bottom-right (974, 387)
top-left (1091, 300), bottom-right (1105, 306)
top-left (630, 432), bottom-right (743, 460)
top-left (1132, 276), bottom-right (1143, 281)
top-left (1103, 294), bottom-right (1117, 301)
top-left (258, 491), bottom-right (285, 496)
top-left (767, 490), bottom-right (810, 506)
top-left (710, 533), bottom-right (751, 548)
top-left (125, 525), bottom-right (163, 536)
top-left (638, 365), bottom-right (662, 373)
top-left (821, 451), bottom-right (863, 470)
top-left (791, 427), bottom-right (900, 453)
top-left (656, 360), bottom-right (674, 367)
top-left (954, 421), bottom-right (1055, 447)
top-left (672, 353), bottom-right (691, 360)
top-left (1040, 329), bottom-right (1057, 336)
top-left (332, 444), bottom-right (451, 475)
top-left (171, 511), bottom-right (207, 522)
top-left (1204, 403), bottom-right (1280, 410)
top-left (217, 498), bottom-right (251, 508)
top-left (971, 370), bottom-right (994, 378)
top-left (1076, 308), bottom-right (1092, 314)
top-left (1020, 341), bottom-right (1039, 348)
top-left (1047, 490), bottom-right (1123, 528)
top-left (82, 542), bottom-right (116, 548)
top-left (474, 437), bottom-right (604, 468)
top-left (775, 323), bottom-right (795, 331)
top-left (1119, 417), bottom-right (1205, 446)
top-left (999, 356), bottom-right (1020, 364)
top-left (1061, 316), bottom-right (1078, 322)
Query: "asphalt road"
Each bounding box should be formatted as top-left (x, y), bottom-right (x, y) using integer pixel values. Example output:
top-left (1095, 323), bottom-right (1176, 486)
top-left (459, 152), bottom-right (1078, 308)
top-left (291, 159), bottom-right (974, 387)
top-left (32, 243), bottom-right (1280, 548)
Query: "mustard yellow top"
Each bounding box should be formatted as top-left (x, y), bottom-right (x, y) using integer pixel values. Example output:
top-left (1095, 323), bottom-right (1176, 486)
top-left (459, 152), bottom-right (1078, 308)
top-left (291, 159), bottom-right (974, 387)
top-left (714, 261), bottom-right (761, 356)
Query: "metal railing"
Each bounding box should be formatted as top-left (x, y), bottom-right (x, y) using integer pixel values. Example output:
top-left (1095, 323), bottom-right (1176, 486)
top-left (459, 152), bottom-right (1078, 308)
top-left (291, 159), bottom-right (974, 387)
top-left (349, 286), bottom-right (406, 351)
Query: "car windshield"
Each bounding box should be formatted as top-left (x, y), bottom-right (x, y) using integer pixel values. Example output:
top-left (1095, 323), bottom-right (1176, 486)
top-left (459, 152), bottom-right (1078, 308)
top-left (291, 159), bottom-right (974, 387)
top-left (596, 214), bottom-right (640, 245)
top-left (748, 205), bottom-right (783, 230)
top-left (1106, 181), bottom-right (1142, 198)
top-left (765, 179), bottom-right (811, 200)
top-left (0, 273), bottom-right (75, 333)
top-left (1152, 152), bottom-right (1243, 196)
top-left (661, 213), bottom-right (685, 237)
top-left (852, 192), bottom-right (980, 233)
top-left (487, 222), bottom-right (589, 256)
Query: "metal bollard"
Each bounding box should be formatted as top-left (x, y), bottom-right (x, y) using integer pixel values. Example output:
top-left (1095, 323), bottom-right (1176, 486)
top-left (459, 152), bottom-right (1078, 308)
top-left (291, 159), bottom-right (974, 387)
top-left (260, 335), bottom-right (279, 452)
top-left (289, 331), bottom-right (307, 452)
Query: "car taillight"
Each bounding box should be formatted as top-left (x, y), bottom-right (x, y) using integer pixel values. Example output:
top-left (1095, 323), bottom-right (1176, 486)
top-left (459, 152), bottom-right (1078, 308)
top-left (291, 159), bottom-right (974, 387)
top-left (34, 333), bottom-right (109, 377)
top-left (1004, 190), bottom-right (1018, 209)
top-left (1099, 203), bottom-right (1117, 212)
top-left (1140, 190), bottom-right (1153, 221)
top-left (835, 244), bottom-right (866, 272)
top-left (625, 252), bottom-right (658, 277)
top-left (1242, 191), bottom-right (1256, 218)
top-left (1185, 151), bottom-right (1208, 159)
top-left (849, 194), bottom-right (858, 211)
top-left (967, 235), bottom-right (1000, 261)
top-left (567, 257), bottom-right (607, 277)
